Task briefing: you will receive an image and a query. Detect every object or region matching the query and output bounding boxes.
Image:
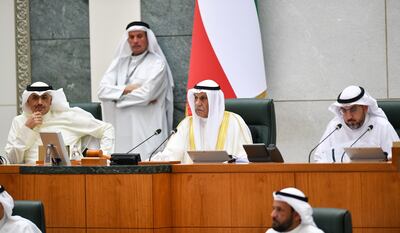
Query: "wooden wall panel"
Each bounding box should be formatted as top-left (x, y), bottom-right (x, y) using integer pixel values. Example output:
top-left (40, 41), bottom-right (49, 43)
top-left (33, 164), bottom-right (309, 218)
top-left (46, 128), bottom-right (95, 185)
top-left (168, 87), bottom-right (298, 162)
top-left (0, 174), bottom-right (21, 199)
top-left (20, 174), bottom-right (86, 227)
top-left (87, 229), bottom-right (153, 233)
top-left (361, 172), bottom-right (400, 227)
top-left (231, 228), bottom-right (267, 233)
top-left (171, 173), bottom-right (231, 227)
top-left (86, 174), bottom-right (153, 228)
top-left (295, 172), bottom-right (363, 227)
top-left (172, 228), bottom-right (231, 233)
top-left (47, 228), bottom-right (86, 233)
top-left (231, 173), bottom-right (295, 227)
top-left (154, 228), bottom-right (172, 233)
top-left (362, 229), bottom-right (400, 233)
top-left (153, 174), bottom-right (172, 228)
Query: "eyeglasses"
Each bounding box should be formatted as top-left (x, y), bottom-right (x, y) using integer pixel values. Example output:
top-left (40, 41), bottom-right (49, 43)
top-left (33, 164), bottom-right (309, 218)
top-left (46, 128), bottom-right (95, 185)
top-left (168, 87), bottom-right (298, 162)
top-left (339, 105), bottom-right (361, 115)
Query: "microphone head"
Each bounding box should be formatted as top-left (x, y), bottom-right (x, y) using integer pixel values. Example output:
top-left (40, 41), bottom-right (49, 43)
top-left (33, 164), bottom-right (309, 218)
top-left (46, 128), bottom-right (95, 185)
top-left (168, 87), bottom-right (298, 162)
top-left (155, 129), bottom-right (162, 135)
top-left (336, 123), bottom-right (342, 129)
top-left (368, 125), bottom-right (373, 130)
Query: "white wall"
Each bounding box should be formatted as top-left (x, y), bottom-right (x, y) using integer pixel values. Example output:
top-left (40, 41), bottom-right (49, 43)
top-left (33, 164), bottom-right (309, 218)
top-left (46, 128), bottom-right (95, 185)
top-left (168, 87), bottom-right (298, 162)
top-left (89, 0), bottom-right (141, 102)
top-left (258, 0), bottom-right (400, 162)
top-left (0, 0), bottom-right (17, 151)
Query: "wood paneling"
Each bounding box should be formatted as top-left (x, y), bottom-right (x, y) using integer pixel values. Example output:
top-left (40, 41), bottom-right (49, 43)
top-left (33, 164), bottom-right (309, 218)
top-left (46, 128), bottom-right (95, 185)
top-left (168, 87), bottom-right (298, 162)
top-left (171, 173), bottom-right (231, 227)
top-left (172, 228), bottom-right (231, 233)
top-left (295, 172), bottom-right (363, 227)
top-left (153, 174), bottom-right (172, 228)
top-left (231, 173), bottom-right (295, 227)
top-left (20, 174), bottom-right (86, 227)
top-left (86, 174), bottom-right (153, 228)
top-left (87, 229), bottom-right (153, 233)
top-left (362, 229), bottom-right (400, 233)
top-left (47, 228), bottom-right (86, 233)
top-left (0, 174), bottom-right (21, 199)
top-left (361, 172), bottom-right (400, 227)
top-left (231, 228), bottom-right (268, 233)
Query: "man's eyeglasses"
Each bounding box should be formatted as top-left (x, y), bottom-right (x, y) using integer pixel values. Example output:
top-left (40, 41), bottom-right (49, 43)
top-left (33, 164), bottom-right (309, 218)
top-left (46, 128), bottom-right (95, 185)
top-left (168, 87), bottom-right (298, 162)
top-left (339, 105), bottom-right (361, 115)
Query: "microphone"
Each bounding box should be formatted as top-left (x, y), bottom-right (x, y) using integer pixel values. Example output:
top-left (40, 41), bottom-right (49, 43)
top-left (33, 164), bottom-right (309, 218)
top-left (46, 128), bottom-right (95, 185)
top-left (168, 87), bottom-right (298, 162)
top-left (148, 128), bottom-right (178, 161)
top-left (308, 124), bottom-right (342, 163)
top-left (340, 125), bottom-right (373, 162)
top-left (126, 129), bottom-right (162, 154)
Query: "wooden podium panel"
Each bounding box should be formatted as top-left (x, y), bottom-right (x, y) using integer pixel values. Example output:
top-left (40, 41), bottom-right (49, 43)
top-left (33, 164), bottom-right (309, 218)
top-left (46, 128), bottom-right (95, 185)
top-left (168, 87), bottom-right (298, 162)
top-left (87, 229), bottom-right (153, 233)
top-left (171, 173), bottom-right (231, 227)
top-left (231, 173), bottom-right (295, 227)
top-left (361, 172), bottom-right (400, 227)
top-left (295, 172), bottom-right (363, 227)
top-left (20, 174), bottom-right (86, 227)
top-left (86, 174), bottom-right (154, 228)
top-left (47, 228), bottom-right (86, 233)
top-left (0, 174), bottom-right (21, 199)
top-left (152, 174), bottom-right (172, 228)
top-left (173, 228), bottom-right (231, 233)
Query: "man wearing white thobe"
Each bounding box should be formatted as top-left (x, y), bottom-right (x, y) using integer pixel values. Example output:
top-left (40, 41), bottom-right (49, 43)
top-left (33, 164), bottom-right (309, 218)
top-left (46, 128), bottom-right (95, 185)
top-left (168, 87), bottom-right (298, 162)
top-left (151, 80), bottom-right (252, 163)
top-left (314, 85), bottom-right (399, 162)
top-left (98, 21), bottom-right (174, 161)
top-left (0, 185), bottom-right (42, 233)
top-left (266, 187), bottom-right (324, 233)
top-left (3, 82), bottom-right (114, 164)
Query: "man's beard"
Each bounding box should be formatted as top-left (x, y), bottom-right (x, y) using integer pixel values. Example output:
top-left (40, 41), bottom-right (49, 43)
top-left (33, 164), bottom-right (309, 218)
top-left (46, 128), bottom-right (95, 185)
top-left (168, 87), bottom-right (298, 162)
top-left (346, 117), bottom-right (366, 130)
top-left (271, 214), bottom-right (294, 232)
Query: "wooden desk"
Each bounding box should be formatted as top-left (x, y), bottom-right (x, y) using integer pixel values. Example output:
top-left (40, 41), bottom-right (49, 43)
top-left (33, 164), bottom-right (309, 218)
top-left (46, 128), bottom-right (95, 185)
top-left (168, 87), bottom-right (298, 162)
top-left (1, 148), bottom-right (399, 233)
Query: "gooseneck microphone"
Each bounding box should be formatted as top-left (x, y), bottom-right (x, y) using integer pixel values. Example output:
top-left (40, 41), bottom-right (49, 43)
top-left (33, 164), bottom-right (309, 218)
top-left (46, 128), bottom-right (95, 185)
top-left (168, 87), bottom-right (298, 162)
top-left (126, 129), bottom-right (162, 154)
top-left (148, 128), bottom-right (178, 161)
top-left (308, 123), bottom-right (342, 163)
top-left (340, 125), bottom-right (373, 162)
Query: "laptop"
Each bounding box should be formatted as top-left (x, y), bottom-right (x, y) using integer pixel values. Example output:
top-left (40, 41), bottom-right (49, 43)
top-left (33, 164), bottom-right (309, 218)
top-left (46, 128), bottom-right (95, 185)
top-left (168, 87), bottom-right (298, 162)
top-left (344, 147), bottom-right (388, 162)
top-left (187, 150), bottom-right (231, 163)
top-left (243, 143), bottom-right (284, 163)
top-left (40, 132), bottom-right (71, 166)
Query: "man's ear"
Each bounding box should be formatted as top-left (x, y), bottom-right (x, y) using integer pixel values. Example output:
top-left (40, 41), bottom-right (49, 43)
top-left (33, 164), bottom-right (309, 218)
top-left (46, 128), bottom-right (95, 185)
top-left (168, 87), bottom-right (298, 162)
top-left (363, 105), bottom-right (369, 113)
top-left (293, 210), bottom-right (301, 223)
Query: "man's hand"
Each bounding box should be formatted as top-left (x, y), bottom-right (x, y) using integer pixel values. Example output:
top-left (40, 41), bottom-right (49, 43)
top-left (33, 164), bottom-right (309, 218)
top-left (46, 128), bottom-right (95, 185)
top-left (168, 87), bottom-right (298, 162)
top-left (25, 112), bottom-right (43, 129)
top-left (123, 84), bottom-right (141, 95)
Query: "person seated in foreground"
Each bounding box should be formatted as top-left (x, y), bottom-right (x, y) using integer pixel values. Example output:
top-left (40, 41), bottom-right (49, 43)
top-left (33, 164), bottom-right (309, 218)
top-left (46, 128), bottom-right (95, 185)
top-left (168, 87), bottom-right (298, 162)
top-left (2, 82), bottom-right (114, 164)
top-left (266, 187), bottom-right (324, 233)
top-left (313, 85), bottom-right (399, 162)
top-left (151, 79), bottom-right (253, 163)
top-left (0, 185), bottom-right (42, 233)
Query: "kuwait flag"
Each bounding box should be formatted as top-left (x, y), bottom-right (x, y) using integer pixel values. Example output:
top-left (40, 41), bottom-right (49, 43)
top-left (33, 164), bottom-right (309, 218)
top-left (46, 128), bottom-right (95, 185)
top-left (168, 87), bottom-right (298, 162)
top-left (188, 0), bottom-right (267, 99)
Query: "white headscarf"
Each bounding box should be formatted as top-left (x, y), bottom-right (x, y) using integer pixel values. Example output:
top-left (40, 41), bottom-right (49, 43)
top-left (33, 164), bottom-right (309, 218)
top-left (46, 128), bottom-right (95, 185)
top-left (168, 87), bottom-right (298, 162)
top-left (329, 85), bottom-right (387, 119)
top-left (187, 80), bottom-right (225, 150)
top-left (22, 82), bottom-right (70, 114)
top-left (105, 21), bottom-right (174, 130)
top-left (0, 186), bottom-right (14, 220)
top-left (273, 187), bottom-right (316, 227)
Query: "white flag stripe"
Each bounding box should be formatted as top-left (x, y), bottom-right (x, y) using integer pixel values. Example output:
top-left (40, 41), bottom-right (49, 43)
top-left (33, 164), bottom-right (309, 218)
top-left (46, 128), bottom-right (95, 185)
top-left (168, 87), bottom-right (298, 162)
top-left (198, 0), bottom-right (267, 97)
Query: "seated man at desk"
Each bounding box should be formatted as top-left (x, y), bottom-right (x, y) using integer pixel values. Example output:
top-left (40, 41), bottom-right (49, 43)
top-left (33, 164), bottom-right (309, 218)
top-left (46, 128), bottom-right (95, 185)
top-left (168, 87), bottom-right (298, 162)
top-left (2, 82), bottom-right (114, 164)
top-left (266, 187), bottom-right (324, 233)
top-left (314, 85), bottom-right (399, 162)
top-left (151, 79), bottom-right (252, 163)
top-left (0, 185), bottom-right (42, 233)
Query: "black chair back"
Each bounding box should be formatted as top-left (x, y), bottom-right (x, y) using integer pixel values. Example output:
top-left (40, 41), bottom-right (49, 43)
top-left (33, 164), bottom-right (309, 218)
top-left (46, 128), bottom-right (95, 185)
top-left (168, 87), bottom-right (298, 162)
top-left (313, 207), bottom-right (352, 233)
top-left (377, 100), bottom-right (400, 137)
top-left (70, 102), bottom-right (102, 120)
top-left (225, 98), bottom-right (276, 145)
top-left (13, 200), bottom-right (46, 232)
